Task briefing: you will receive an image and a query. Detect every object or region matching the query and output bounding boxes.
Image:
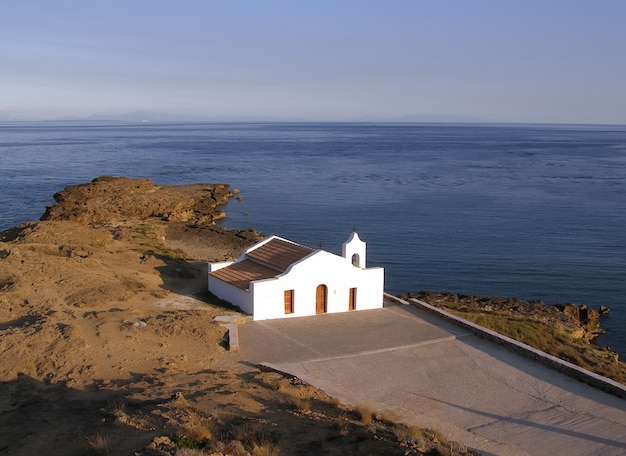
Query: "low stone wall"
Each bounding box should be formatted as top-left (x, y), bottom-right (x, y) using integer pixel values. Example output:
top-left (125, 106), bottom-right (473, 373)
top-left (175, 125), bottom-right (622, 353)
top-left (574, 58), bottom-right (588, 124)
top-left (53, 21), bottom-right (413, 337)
top-left (383, 292), bottom-right (626, 399)
top-left (214, 315), bottom-right (253, 351)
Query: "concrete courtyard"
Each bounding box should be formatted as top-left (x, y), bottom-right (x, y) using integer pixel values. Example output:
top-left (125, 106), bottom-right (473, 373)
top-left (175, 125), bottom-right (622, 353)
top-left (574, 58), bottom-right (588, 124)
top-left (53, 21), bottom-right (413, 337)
top-left (238, 303), bottom-right (626, 455)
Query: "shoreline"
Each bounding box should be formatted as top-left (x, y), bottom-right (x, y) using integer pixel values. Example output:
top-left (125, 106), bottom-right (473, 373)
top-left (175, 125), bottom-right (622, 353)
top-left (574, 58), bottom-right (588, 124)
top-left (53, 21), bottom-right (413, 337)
top-left (386, 293), bottom-right (626, 398)
top-left (400, 290), bottom-right (626, 386)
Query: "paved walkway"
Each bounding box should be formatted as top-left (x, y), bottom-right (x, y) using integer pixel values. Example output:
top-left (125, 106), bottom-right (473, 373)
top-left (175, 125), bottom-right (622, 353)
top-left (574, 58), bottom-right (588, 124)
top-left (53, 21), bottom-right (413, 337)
top-left (238, 303), bottom-right (626, 456)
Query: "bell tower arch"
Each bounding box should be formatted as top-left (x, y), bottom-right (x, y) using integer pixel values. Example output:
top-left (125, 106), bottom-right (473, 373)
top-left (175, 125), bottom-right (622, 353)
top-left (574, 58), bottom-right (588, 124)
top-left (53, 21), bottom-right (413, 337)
top-left (342, 232), bottom-right (366, 268)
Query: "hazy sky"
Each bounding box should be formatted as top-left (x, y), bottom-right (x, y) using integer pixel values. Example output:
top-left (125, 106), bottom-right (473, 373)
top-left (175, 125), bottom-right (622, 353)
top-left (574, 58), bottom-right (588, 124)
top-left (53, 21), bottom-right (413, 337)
top-left (2, 1), bottom-right (625, 123)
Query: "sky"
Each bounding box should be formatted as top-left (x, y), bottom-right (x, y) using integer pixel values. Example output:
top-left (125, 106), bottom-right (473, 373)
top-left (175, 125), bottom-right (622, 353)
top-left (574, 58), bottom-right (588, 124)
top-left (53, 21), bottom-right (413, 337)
top-left (1, 1), bottom-right (625, 124)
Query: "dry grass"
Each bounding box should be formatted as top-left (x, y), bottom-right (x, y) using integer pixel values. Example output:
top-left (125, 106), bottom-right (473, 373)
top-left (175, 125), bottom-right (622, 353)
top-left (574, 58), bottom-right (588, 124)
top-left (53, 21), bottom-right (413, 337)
top-left (333, 414), bottom-right (350, 434)
top-left (397, 424), bottom-right (425, 442)
top-left (229, 421), bottom-right (263, 443)
top-left (354, 405), bottom-right (376, 424)
top-left (251, 440), bottom-right (281, 456)
top-left (447, 309), bottom-right (626, 384)
top-left (174, 449), bottom-right (204, 456)
top-left (173, 392), bottom-right (191, 409)
top-left (430, 428), bottom-right (450, 447)
top-left (225, 421), bottom-right (281, 456)
top-left (290, 396), bottom-right (312, 412)
top-left (377, 410), bottom-right (402, 424)
top-left (108, 399), bottom-right (127, 418)
top-left (86, 433), bottom-right (111, 456)
top-left (208, 439), bottom-right (247, 456)
top-left (184, 422), bottom-right (214, 443)
top-left (272, 378), bottom-right (291, 392)
top-left (229, 421), bottom-right (277, 449)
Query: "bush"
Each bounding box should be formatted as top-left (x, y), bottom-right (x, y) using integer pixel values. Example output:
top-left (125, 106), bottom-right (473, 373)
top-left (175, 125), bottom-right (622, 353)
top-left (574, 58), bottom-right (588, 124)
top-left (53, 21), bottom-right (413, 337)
top-left (291, 396), bottom-right (312, 412)
top-left (86, 433), bottom-right (111, 456)
top-left (354, 405), bottom-right (376, 424)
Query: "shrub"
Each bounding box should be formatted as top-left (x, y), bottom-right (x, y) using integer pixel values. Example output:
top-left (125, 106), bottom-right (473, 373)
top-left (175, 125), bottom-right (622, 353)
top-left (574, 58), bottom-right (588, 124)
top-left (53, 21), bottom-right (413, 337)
top-left (171, 435), bottom-right (201, 449)
top-left (108, 399), bottom-right (127, 418)
top-left (184, 421), bottom-right (214, 443)
top-left (251, 440), bottom-right (281, 456)
top-left (134, 223), bottom-right (154, 237)
top-left (333, 414), bottom-right (349, 433)
top-left (354, 405), bottom-right (376, 424)
top-left (397, 424), bottom-right (424, 442)
top-left (86, 433), bottom-right (111, 456)
top-left (230, 421), bottom-right (275, 447)
top-left (291, 396), bottom-right (312, 412)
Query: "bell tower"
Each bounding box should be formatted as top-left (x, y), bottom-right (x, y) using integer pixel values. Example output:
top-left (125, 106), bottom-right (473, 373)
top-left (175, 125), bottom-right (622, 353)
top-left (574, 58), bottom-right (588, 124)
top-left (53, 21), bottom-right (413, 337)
top-left (342, 232), bottom-right (366, 268)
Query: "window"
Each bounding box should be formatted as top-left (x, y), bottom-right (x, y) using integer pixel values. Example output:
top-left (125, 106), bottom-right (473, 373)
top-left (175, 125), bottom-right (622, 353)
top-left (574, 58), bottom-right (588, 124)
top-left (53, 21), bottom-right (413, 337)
top-left (351, 253), bottom-right (360, 267)
top-left (284, 289), bottom-right (294, 314)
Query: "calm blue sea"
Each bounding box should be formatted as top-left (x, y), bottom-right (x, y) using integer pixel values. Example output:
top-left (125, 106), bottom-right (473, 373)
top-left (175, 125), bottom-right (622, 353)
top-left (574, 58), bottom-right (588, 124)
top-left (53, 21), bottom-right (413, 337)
top-left (1, 122), bottom-right (625, 355)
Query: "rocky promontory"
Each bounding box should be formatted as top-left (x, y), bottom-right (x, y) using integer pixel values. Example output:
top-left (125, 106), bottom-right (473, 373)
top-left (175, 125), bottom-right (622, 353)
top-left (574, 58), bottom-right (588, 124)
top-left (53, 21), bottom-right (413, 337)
top-left (41, 175), bottom-right (234, 225)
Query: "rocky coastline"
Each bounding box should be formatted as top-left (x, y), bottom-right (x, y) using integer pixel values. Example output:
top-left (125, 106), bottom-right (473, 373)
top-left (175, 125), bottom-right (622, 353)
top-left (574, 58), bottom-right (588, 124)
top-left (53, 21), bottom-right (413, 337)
top-left (403, 290), bottom-right (606, 341)
top-left (401, 290), bottom-right (625, 383)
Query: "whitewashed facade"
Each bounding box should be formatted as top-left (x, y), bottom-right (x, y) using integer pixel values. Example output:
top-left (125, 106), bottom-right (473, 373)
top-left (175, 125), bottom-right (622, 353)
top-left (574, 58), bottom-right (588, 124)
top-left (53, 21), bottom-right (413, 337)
top-left (208, 232), bottom-right (384, 320)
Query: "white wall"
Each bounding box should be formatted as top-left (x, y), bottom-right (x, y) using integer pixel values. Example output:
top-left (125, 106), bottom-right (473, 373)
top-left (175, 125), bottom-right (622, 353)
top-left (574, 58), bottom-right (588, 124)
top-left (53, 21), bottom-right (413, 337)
top-left (250, 251), bottom-right (384, 320)
top-left (208, 260), bottom-right (254, 315)
top-left (208, 278), bottom-right (253, 315)
top-left (208, 260), bottom-right (234, 273)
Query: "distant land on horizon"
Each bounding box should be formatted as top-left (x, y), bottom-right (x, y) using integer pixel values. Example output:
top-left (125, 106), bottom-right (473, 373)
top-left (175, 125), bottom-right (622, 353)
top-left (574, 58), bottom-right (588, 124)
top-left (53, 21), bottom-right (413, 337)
top-left (2, 110), bottom-right (625, 127)
top-left (0, 109), bottom-right (488, 124)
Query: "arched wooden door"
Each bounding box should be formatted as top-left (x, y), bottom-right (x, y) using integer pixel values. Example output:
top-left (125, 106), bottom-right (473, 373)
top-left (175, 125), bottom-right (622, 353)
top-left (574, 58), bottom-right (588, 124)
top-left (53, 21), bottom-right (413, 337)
top-left (316, 284), bottom-right (327, 314)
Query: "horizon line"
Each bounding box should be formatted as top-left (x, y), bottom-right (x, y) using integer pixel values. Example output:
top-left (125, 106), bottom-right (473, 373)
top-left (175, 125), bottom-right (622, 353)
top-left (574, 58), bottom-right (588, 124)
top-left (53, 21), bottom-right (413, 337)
top-left (1, 118), bottom-right (625, 128)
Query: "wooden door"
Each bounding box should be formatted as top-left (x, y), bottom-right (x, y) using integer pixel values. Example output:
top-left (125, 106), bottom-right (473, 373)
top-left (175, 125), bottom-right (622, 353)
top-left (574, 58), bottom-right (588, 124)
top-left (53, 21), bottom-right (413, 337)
top-left (349, 287), bottom-right (357, 310)
top-left (316, 284), bottom-right (327, 314)
top-left (284, 289), bottom-right (294, 314)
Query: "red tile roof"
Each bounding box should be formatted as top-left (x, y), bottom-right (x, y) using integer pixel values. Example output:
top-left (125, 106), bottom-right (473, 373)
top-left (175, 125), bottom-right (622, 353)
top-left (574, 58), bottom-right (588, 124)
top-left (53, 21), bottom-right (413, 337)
top-left (246, 238), bottom-right (314, 270)
top-left (209, 237), bottom-right (316, 291)
top-left (209, 259), bottom-right (280, 291)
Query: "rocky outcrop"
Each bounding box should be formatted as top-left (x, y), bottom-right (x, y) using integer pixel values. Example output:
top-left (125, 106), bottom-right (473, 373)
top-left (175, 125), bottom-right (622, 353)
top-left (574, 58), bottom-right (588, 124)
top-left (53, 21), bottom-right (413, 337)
top-left (41, 176), bottom-right (234, 225)
top-left (600, 305), bottom-right (610, 315)
top-left (403, 290), bottom-right (606, 342)
top-left (555, 304), bottom-right (602, 338)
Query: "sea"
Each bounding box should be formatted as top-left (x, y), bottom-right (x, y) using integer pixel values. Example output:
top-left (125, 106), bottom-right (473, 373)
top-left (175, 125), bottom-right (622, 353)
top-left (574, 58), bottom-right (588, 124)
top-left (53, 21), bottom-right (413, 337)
top-left (1, 121), bottom-right (625, 355)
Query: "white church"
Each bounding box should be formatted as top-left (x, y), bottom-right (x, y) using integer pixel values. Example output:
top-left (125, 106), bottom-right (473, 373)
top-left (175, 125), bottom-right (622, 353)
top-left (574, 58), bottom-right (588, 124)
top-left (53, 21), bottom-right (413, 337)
top-left (208, 232), bottom-right (385, 320)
